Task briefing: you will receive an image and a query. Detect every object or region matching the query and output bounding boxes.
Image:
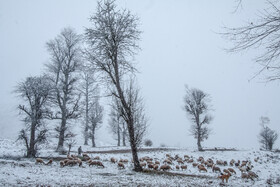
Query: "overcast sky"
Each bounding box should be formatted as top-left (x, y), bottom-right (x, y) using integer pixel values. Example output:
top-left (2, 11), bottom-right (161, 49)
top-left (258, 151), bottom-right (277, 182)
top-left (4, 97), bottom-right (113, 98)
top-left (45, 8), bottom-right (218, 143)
top-left (0, 0), bottom-right (279, 149)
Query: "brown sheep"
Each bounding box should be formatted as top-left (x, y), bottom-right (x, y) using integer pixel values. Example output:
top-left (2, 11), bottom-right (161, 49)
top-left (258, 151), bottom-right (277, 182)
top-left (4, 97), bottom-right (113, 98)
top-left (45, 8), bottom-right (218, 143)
top-left (140, 162), bottom-right (146, 168)
top-left (175, 165), bottom-right (180, 170)
top-left (110, 157), bottom-right (117, 163)
top-left (192, 163), bottom-right (198, 167)
top-left (153, 164), bottom-right (159, 170)
top-left (93, 156), bottom-right (100, 160)
top-left (197, 164), bottom-right (207, 172)
top-left (187, 159), bottom-right (194, 163)
top-left (230, 159), bottom-right (235, 166)
top-left (45, 159), bottom-right (53, 165)
top-left (60, 160), bottom-right (65, 167)
top-left (212, 165), bottom-right (221, 173)
top-left (35, 158), bottom-right (45, 165)
top-left (148, 164), bottom-right (154, 169)
top-left (155, 161), bottom-right (160, 165)
top-left (248, 171), bottom-right (258, 178)
top-left (160, 164), bottom-right (171, 171)
top-left (223, 169), bottom-right (231, 175)
top-left (163, 159), bottom-right (172, 165)
top-left (118, 162), bottom-right (125, 169)
top-left (235, 160), bottom-right (240, 167)
top-left (228, 168), bottom-right (236, 174)
top-left (181, 165), bottom-right (187, 170)
top-left (177, 160), bottom-right (184, 165)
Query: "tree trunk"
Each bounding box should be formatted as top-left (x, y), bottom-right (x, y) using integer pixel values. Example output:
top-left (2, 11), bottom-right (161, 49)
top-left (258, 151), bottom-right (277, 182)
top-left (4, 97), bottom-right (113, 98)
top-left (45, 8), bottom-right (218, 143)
top-left (117, 124), bottom-right (120, 146)
top-left (84, 83), bottom-right (89, 145)
top-left (57, 117), bottom-right (66, 152)
top-left (127, 120), bottom-right (142, 172)
top-left (122, 123), bottom-right (126, 146)
top-left (27, 121), bottom-right (36, 157)
top-left (91, 128), bottom-right (96, 147)
top-left (197, 136), bottom-right (202, 151)
top-left (84, 125), bottom-right (89, 145)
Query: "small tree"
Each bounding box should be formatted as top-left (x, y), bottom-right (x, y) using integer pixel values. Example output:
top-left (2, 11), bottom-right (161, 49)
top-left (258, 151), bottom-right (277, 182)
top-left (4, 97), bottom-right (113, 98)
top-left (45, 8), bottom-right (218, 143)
top-left (15, 75), bottom-right (53, 157)
top-left (88, 97), bottom-right (103, 147)
top-left (183, 86), bottom-right (213, 151)
top-left (79, 64), bottom-right (99, 146)
top-left (144, 139), bottom-right (153, 147)
top-left (259, 116), bottom-right (278, 151)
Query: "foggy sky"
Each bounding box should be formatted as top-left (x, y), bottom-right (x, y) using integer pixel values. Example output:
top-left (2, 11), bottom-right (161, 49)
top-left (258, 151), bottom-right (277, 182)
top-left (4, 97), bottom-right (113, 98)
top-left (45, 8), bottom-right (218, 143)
top-left (0, 0), bottom-right (279, 149)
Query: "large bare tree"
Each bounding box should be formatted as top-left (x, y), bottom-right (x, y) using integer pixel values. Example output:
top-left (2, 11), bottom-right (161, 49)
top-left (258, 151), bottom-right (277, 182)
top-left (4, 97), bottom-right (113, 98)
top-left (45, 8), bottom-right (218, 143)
top-left (15, 75), bottom-right (53, 157)
top-left (183, 86), bottom-right (213, 151)
top-left (223, 1), bottom-right (280, 81)
top-left (259, 116), bottom-right (278, 151)
top-left (85, 0), bottom-right (143, 171)
top-left (46, 27), bottom-right (82, 153)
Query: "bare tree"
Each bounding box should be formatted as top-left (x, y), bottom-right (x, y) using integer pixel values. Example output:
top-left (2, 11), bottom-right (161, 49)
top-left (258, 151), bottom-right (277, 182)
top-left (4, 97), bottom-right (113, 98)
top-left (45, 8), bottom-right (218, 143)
top-left (259, 116), bottom-right (278, 151)
top-left (46, 27), bottom-right (82, 153)
top-left (85, 0), bottom-right (143, 171)
top-left (79, 64), bottom-right (99, 145)
top-left (183, 86), bottom-right (213, 151)
top-left (88, 97), bottom-right (103, 147)
top-left (109, 97), bottom-right (128, 146)
top-left (223, 1), bottom-right (280, 81)
top-left (15, 75), bottom-right (53, 157)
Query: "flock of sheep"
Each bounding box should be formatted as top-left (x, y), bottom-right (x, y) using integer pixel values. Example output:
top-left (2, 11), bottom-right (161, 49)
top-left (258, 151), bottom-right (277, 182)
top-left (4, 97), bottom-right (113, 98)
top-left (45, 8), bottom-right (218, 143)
top-left (35, 152), bottom-right (260, 183)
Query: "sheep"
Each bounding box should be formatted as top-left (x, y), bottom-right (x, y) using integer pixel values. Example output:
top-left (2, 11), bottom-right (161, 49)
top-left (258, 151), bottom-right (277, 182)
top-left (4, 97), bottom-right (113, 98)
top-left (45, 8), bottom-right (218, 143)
top-left (35, 158), bottom-right (45, 165)
top-left (60, 160), bottom-right (65, 167)
top-left (212, 165), bottom-right (221, 173)
top-left (110, 157), bottom-right (117, 163)
top-left (89, 160), bottom-right (104, 168)
top-left (45, 159), bottom-right (53, 165)
top-left (153, 164), bottom-right (159, 170)
top-left (118, 162), bottom-right (125, 169)
top-left (119, 159), bottom-right (128, 163)
top-left (238, 166), bottom-right (246, 173)
top-left (148, 164), bottom-right (154, 169)
top-left (160, 164), bottom-right (171, 171)
top-left (163, 159), bottom-right (172, 165)
top-left (230, 159), bottom-right (235, 166)
top-left (192, 163), bottom-right (198, 167)
top-left (181, 165), bottom-right (187, 170)
top-left (197, 164), bottom-right (207, 172)
top-left (235, 160), bottom-right (240, 167)
top-left (93, 156), bottom-right (100, 160)
top-left (155, 161), bottom-right (160, 165)
top-left (248, 171), bottom-right (258, 178)
top-left (223, 169), bottom-right (231, 175)
top-left (228, 168), bottom-right (236, 174)
top-left (140, 162), bottom-right (146, 168)
top-left (175, 165), bottom-right (180, 170)
top-left (177, 160), bottom-right (184, 165)
top-left (187, 159), bottom-right (194, 163)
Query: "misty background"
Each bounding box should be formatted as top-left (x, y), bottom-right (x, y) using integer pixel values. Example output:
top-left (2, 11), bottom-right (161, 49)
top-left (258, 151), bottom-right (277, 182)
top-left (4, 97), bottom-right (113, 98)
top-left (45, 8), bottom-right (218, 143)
top-left (0, 0), bottom-right (279, 149)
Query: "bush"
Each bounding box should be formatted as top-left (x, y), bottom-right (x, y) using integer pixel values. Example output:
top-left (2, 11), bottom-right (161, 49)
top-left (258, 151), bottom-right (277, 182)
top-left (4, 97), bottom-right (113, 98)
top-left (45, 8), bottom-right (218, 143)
top-left (144, 139), bottom-right (153, 147)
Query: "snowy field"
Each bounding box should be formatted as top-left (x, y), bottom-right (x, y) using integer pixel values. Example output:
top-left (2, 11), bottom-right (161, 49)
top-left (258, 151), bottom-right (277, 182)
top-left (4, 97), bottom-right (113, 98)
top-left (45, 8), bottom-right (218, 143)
top-left (0, 139), bottom-right (280, 186)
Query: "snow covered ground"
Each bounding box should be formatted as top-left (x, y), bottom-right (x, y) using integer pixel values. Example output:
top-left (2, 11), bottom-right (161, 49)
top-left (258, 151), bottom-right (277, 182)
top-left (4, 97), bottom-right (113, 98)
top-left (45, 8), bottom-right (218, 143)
top-left (0, 138), bottom-right (280, 186)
